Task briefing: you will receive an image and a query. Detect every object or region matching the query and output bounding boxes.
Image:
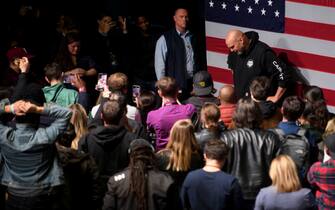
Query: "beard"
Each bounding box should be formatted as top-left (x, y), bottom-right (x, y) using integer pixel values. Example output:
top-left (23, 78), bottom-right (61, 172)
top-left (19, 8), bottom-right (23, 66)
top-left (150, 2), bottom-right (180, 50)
top-left (237, 45), bottom-right (247, 55)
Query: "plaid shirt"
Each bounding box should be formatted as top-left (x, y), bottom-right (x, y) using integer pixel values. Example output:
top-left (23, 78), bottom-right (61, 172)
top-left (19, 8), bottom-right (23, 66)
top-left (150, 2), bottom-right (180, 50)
top-left (308, 159), bottom-right (335, 210)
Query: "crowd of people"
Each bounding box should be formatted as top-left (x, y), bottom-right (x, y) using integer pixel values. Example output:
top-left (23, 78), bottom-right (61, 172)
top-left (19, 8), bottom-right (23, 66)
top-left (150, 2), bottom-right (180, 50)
top-left (0, 3), bottom-right (334, 210)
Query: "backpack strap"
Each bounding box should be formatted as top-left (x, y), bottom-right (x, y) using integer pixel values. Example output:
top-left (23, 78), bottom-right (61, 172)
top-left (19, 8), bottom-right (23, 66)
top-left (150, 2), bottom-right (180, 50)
top-left (274, 127), bottom-right (307, 138)
top-left (273, 128), bottom-right (285, 137)
top-left (296, 128), bottom-right (307, 137)
top-left (50, 84), bottom-right (64, 103)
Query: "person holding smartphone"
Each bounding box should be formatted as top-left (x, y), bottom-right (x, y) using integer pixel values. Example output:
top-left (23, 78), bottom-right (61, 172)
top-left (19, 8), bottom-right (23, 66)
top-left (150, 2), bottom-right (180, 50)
top-left (43, 62), bottom-right (79, 107)
top-left (54, 32), bottom-right (98, 103)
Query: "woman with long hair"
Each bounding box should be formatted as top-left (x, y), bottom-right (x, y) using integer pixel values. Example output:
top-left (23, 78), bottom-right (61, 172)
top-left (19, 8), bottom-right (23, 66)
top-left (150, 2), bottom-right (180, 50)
top-left (157, 119), bottom-right (203, 209)
top-left (54, 31), bottom-right (98, 102)
top-left (158, 119), bottom-right (202, 173)
top-left (55, 123), bottom-right (101, 210)
top-left (300, 86), bottom-right (330, 164)
top-left (69, 103), bottom-right (88, 149)
top-left (254, 155), bottom-right (316, 210)
top-left (301, 85), bottom-right (329, 132)
top-left (102, 139), bottom-right (174, 210)
top-left (54, 31), bottom-right (97, 77)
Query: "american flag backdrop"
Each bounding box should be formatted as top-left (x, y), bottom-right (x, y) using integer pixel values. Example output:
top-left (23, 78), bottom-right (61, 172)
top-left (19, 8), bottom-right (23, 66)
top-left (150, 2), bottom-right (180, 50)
top-left (205, 0), bottom-right (335, 112)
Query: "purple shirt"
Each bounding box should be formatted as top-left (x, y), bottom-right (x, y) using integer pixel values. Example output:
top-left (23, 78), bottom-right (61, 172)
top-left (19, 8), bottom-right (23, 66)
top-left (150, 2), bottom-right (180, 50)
top-left (147, 103), bottom-right (196, 151)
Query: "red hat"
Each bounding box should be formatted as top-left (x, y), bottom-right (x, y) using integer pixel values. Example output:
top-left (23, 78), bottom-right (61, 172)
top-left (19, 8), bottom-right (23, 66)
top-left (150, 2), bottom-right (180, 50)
top-left (6, 47), bottom-right (33, 61)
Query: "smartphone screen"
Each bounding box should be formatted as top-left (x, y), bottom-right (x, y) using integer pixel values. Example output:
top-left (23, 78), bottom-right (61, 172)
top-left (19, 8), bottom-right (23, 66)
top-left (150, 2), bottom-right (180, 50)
top-left (63, 75), bottom-right (73, 83)
top-left (132, 85), bottom-right (141, 102)
top-left (95, 73), bottom-right (107, 91)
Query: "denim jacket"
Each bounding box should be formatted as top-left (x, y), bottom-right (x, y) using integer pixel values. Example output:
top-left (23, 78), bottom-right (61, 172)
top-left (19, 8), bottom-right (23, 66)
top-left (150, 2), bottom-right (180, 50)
top-left (0, 101), bottom-right (72, 192)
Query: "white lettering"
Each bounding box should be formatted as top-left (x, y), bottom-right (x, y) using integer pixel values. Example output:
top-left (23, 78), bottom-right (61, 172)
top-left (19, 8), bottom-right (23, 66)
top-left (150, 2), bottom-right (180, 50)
top-left (114, 173), bottom-right (126, 182)
top-left (272, 61), bottom-right (283, 73)
top-left (272, 61), bottom-right (284, 80)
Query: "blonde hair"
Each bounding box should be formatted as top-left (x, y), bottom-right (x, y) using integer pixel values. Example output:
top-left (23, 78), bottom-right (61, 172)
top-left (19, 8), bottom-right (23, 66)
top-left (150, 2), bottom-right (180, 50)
top-left (166, 119), bottom-right (199, 171)
top-left (269, 155), bottom-right (301, 193)
top-left (324, 118), bottom-right (335, 138)
top-left (70, 104), bottom-right (88, 149)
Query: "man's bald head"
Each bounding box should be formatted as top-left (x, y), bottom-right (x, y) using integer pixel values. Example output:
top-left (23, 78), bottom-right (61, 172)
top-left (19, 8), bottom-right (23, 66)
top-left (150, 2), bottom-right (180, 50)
top-left (219, 85), bottom-right (235, 104)
top-left (226, 30), bottom-right (243, 42)
top-left (225, 29), bottom-right (247, 54)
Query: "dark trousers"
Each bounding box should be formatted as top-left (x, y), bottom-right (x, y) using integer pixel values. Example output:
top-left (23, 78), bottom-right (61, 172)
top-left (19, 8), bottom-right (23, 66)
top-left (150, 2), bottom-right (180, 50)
top-left (244, 199), bottom-right (256, 210)
top-left (0, 185), bottom-right (6, 210)
top-left (6, 192), bottom-right (54, 210)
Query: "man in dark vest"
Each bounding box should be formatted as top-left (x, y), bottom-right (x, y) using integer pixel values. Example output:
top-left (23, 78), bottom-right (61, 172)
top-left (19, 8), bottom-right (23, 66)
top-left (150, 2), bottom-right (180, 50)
top-left (154, 7), bottom-right (202, 100)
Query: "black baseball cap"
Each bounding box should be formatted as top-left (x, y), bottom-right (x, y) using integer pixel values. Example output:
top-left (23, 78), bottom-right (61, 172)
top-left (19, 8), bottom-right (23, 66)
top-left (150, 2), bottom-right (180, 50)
top-left (193, 71), bottom-right (216, 96)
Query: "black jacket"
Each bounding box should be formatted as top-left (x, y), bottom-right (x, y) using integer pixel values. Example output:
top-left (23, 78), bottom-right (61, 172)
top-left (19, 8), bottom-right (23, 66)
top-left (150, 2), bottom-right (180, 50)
top-left (183, 95), bottom-right (220, 115)
top-left (57, 145), bottom-right (102, 210)
top-left (88, 98), bottom-right (148, 139)
top-left (220, 128), bottom-right (280, 200)
top-left (195, 123), bottom-right (226, 150)
top-left (78, 125), bottom-right (138, 182)
top-left (227, 31), bottom-right (289, 100)
top-left (258, 100), bottom-right (277, 119)
top-left (102, 168), bottom-right (175, 210)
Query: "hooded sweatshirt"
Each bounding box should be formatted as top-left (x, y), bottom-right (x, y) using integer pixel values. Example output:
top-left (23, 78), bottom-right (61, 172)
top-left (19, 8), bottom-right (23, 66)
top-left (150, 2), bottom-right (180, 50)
top-left (43, 83), bottom-right (78, 107)
top-left (78, 125), bottom-right (138, 180)
top-left (227, 31), bottom-right (289, 100)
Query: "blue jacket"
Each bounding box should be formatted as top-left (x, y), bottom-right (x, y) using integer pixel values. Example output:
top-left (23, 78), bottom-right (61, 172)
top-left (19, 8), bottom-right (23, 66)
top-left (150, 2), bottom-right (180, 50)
top-left (0, 102), bottom-right (72, 193)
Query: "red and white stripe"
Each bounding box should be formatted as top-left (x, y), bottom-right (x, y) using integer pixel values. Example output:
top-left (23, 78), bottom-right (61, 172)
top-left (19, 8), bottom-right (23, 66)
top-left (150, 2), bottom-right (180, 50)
top-left (206, 0), bottom-right (335, 112)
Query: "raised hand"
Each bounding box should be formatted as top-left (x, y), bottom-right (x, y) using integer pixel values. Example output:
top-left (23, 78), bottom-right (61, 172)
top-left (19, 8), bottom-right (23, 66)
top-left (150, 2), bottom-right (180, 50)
top-left (67, 68), bottom-right (86, 76)
top-left (18, 57), bottom-right (30, 73)
top-left (71, 74), bottom-right (86, 91)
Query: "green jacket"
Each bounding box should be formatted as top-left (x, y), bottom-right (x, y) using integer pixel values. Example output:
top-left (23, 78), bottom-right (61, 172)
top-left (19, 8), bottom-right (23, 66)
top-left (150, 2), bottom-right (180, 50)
top-left (43, 83), bottom-right (78, 107)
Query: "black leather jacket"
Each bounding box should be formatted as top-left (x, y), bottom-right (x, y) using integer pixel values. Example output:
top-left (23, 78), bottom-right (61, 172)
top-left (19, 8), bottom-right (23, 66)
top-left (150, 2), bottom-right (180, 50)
top-left (220, 128), bottom-right (280, 200)
top-left (195, 123), bottom-right (226, 150)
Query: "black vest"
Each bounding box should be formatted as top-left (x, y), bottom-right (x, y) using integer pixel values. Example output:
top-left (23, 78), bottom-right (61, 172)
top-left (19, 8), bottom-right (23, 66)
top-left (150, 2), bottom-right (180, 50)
top-left (164, 29), bottom-right (196, 90)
